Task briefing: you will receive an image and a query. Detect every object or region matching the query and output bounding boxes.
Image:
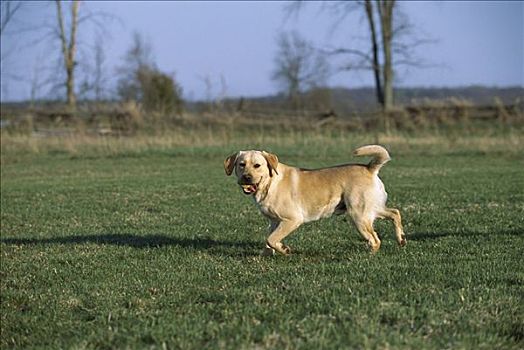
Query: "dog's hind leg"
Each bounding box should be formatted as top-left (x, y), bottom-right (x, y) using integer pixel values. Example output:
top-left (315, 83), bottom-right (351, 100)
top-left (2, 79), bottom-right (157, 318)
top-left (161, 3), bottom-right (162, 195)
top-left (378, 208), bottom-right (406, 246)
top-left (349, 211), bottom-right (381, 252)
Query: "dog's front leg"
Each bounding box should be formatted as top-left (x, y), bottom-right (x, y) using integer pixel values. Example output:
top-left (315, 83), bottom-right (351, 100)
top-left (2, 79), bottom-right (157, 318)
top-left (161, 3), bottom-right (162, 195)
top-left (266, 219), bottom-right (301, 256)
top-left (261, 220), bottom-right (279, 256)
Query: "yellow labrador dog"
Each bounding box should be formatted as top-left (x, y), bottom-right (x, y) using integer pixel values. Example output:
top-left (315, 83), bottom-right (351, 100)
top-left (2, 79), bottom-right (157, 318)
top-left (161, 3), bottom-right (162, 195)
top-left (224, 145), bottom-right (406, 255)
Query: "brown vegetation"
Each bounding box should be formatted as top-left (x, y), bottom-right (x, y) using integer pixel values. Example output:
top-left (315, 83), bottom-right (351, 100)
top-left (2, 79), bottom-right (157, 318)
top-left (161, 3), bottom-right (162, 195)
top-left (0, 96), bottom-right (522, 144)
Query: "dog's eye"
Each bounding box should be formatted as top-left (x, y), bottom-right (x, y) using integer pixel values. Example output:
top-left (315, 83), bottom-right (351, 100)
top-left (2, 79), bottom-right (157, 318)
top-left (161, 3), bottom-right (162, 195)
top-left (254, 164), bottom-right (261, 168)
top-left (239, 163), bottom-right (246, 167)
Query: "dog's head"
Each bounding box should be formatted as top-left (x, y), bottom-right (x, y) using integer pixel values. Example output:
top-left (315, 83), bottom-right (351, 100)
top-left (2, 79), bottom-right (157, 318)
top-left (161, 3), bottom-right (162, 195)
top-left (224, 150), bottom-right (279, 195)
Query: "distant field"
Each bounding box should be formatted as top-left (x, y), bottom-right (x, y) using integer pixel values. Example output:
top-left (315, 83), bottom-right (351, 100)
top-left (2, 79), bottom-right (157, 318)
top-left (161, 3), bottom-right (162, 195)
top-left (1, 131), bottom-right (523, 349)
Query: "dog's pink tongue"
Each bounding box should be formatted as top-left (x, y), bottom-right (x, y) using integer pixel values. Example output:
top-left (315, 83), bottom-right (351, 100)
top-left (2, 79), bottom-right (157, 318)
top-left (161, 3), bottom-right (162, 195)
top-left (242, 184), bottom-right (256, 194)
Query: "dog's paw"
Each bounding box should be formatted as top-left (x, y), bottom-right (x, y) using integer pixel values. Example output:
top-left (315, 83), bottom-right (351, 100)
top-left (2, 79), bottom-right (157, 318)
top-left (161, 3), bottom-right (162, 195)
top-left (281, 244), bottom-right (291, 255)
top-left (266, 241), bottom-right (291, 256)
top-left (368, 240), bottom-right (381, 254)
top-left (399, 237), bottom-right (407, 247)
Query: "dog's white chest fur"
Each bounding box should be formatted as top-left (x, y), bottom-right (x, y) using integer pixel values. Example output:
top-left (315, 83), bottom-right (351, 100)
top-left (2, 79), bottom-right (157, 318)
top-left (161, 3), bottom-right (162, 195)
top-left (256, 201), bottom-right (277, 220)
top-left (253, 179), bottom-right (285, 221)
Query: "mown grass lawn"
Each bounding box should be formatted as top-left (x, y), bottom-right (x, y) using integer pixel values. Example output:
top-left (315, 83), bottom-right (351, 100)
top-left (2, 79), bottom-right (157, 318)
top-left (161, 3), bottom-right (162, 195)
top-left (1, 134), bottom-right (523, 349)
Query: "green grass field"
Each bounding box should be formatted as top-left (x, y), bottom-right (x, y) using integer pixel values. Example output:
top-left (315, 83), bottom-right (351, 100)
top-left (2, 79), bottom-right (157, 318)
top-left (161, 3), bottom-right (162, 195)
top-left (1, 132), bottom-right (523, 349)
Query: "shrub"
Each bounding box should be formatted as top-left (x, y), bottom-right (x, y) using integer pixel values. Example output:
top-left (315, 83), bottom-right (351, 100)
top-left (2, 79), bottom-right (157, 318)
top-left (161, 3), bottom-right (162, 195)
top-left (138, 68), bottom-right (183, 115)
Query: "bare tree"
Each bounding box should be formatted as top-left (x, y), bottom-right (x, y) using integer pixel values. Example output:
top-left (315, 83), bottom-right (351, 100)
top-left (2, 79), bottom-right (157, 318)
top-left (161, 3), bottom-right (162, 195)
top-left (286, 0), bottom-right (430, 115)
top-left (376, 1), bottom-right (394, 111)
top-left (55, 0), bottom-right (80, 110)
top-left (327, 0), bottom-right (398, 112)
top-left (196, 73), bottom-right (229, 112)
top-left (117, 31), bottom-right (155, 102)
top-left (53, 1), bottom-right (117, 108)
top-left (198, 74), bottom-right (213, 105)
top-left (92, 32), bottom-right (107, 102)
top-left (75, 31), bottom-right (108, 102)
top-left (271, 31), bottom-right (330, 109)
top-left (218, 74), bottom-right (228, 108)
top-left (2, 1), bottom-right (114, 104)
top-left (29, 52), bottom-right (48, 107)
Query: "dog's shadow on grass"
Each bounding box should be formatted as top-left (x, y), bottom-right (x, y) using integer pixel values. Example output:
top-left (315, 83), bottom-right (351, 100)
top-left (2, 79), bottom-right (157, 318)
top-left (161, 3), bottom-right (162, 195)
top-left (3, 229), bottom-right (521, 257)
top-left (0, 233), bottom-right (261, 256)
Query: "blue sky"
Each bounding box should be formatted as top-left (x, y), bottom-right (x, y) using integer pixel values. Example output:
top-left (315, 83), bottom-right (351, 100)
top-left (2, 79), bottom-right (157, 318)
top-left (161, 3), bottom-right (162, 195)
top-left (1, 1), bottom-right (523, 102)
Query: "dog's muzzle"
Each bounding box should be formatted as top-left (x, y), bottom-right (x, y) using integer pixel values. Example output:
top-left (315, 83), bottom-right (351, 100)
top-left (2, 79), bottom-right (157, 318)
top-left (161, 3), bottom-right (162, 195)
top-left (241, 183), bottom-right (257, 195)
top-left (239, 178), bottom-right (261, 195)
top-left (239, 174), bottom-right (260, 195)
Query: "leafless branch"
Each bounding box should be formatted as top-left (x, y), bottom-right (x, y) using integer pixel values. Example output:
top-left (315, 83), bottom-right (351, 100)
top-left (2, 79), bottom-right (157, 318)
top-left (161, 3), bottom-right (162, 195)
top-left (322, 47), bottom-right (372, 62)
top-left (394, 59), bottom-right (433, 69)
top-left (282, 1), bottom-right (306, 23)
top-left (323, 1), bottom-right (363, 35)
top-left (0, 1), bottom-right (23, 36)
top-left (339, 62), bottom-right (374, 71)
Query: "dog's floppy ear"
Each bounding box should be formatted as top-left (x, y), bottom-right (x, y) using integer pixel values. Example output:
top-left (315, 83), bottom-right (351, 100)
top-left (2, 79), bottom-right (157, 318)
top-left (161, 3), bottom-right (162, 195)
top-left (224, 152), bottom-right (239, 176)
top-left (262, 151), bottom-right (279, 177)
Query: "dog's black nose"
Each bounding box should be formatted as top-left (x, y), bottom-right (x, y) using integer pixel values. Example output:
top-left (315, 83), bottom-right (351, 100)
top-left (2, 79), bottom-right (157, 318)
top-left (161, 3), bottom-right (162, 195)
top-left (242, 174), bottom-right (252, 182)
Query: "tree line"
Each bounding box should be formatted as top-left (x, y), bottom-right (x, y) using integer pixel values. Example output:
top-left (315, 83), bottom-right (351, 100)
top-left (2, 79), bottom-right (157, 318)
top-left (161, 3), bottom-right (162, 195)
top-left (2, 0), bottom-right (427, 118)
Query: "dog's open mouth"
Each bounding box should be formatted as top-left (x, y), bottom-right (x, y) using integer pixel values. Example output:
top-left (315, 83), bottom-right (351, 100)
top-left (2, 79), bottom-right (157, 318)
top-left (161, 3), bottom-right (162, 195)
top-left (241, 183), bottom-right (257, 195)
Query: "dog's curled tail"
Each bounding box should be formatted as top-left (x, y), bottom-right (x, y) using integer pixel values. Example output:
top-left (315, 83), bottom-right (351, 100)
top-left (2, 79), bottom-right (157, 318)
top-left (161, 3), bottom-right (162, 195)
top-left (353, 145), bottom-right (391, 174)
